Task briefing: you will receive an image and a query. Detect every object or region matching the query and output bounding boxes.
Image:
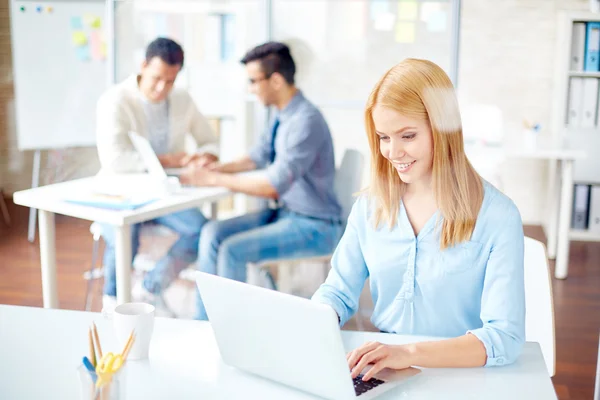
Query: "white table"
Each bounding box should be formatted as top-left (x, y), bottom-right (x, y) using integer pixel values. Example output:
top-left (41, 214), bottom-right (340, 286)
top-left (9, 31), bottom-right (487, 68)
top-left (505, 148), bottom-right (586, 279)
top-left (0, 305), bottom-right (557, 399)
top-left (12, 174), bottom-right (232, 307)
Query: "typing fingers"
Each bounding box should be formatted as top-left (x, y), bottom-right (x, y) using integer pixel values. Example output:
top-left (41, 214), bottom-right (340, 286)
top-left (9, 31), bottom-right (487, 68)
top-left (351, 345), bottom-right (388, 379)
top-left (362, 359), bottom-right (389, 382)
top-left (347, 342), bottom-right (380, 371)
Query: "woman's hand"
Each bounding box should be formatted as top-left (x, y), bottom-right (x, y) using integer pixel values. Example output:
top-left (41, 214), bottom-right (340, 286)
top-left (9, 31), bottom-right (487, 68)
top-left (347, 341), bottom-right (416, 381)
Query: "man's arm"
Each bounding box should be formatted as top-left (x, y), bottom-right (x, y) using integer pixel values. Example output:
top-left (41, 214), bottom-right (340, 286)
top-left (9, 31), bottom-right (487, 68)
top-left (210, 156), bottom-right (257, 173)
top-left (180, 164), bottom-right (277, 199)
top-left (96, 94), bottom-right (145, 173)
top-left (212, 172), bottom-right (278, 199)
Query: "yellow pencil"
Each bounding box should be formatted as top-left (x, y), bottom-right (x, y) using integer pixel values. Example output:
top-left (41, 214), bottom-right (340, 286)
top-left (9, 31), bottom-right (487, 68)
top-left (92, 322), bottom-right (103, 359)
top-left (88, 328), bottom-right (96, 367)
top-left (122, 332), bottom-right (136, 361)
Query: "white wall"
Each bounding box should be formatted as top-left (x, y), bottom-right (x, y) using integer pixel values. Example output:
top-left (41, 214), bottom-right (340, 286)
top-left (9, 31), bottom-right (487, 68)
top-left (459, 0), bottom-right (588, 224)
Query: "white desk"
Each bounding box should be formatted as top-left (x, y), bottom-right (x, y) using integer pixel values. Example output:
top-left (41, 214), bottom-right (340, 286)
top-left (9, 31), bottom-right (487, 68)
top-left (505, 148), bottom-right (586, 279)
top-left (0, 305), bottom-right (557, 399)
top-left (12, 174), bottom-right (232, 308)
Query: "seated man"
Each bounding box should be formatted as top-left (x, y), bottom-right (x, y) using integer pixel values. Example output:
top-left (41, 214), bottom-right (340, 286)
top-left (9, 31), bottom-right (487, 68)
top-left (180, 42), bottom-right (343, 320)
top-left (96, 38), bottom-right (218, 311)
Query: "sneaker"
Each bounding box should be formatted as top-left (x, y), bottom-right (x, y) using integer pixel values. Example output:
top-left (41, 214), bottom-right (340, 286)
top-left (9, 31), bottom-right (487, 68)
top-left (102, 295), bottom-right (117, 314)
top-left (132, 279), bottom-right (156, 304)
top-left (132, 279), bottom-right (176, 318)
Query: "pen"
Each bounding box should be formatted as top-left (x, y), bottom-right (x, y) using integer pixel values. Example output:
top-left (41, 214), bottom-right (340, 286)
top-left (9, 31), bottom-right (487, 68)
top-left (82, 356), bottom-right (98, 383)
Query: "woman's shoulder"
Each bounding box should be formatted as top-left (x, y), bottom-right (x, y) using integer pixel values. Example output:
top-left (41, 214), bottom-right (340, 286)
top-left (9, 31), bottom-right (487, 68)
top-left (479, 180), bottom-right (522, 223)
top-left (349, 194), bottom-right (371, 219)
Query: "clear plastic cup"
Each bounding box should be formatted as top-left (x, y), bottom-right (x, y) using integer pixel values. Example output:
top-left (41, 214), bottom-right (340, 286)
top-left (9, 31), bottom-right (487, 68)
top-left (77, 364), bottom-right (126, 400)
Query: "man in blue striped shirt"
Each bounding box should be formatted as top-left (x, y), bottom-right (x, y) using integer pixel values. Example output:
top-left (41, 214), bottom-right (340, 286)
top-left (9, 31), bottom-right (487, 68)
top-left (181, 42), bottom-right (343, 320)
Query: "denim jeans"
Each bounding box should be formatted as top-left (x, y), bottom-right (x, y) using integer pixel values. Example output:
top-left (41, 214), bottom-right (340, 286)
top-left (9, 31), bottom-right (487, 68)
top-left (194, 208), bottom-right (344, 320)
top-left (101, 208), bottom-right (208, 297)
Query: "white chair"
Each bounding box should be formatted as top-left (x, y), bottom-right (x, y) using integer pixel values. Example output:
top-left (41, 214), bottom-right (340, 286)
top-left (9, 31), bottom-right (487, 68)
top-left (524, 236), bottom-right (556, 377)
top-left (247, 148), bottom-right (365, 294)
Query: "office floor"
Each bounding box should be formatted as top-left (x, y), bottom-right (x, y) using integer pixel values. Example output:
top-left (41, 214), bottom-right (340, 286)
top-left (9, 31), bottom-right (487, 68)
top-left (0, 199), bottom-right (598, 400)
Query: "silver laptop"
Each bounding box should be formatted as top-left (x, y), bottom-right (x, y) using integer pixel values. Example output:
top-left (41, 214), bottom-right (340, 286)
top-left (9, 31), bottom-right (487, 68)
top-left (195, 272), bottom-right (421, 400)
top-left (128, 131), bottom-right (186, 179)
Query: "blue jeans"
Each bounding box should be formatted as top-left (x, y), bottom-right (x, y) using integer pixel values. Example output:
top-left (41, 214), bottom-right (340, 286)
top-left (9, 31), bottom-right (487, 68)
top-left (101, 208), bottom-right (208, 296)
top-left (194, 208), bottom-right (343, 320)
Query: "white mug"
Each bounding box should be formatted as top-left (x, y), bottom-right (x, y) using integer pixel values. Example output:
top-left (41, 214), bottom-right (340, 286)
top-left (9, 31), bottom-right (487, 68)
top-left (113, 302), bottom-right (155, 360)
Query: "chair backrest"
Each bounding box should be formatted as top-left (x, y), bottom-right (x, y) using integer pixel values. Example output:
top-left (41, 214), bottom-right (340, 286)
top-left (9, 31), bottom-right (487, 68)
top-left (524, 236), bottom-right (556, 377)
top-left (334, 149), bottom-right (365, 223)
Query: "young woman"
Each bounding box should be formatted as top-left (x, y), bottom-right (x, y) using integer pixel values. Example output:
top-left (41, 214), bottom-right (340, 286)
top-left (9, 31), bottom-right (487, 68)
top-left (312, 59), bottom-right (525, 381)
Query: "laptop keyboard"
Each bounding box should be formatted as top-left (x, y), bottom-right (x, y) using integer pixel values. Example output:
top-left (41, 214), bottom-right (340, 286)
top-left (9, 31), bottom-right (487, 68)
top-left (354, 375), bottom-right (385, 396)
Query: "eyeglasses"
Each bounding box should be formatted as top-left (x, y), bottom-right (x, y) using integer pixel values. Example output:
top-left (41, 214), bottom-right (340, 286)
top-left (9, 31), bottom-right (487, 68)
top-left (248, 75), bottom-right (270, 85)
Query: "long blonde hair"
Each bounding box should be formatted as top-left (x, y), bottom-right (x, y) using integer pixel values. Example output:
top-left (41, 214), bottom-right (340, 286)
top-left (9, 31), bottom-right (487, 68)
top-left (365, 58), bottom-right (483, 249)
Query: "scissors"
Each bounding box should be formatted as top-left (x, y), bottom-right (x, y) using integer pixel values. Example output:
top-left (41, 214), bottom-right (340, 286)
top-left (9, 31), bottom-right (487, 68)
top-left (95, 352), bottom-right (124, 387)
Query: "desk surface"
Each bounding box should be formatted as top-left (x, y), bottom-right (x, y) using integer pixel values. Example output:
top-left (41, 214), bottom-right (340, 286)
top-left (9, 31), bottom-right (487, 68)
top-left (12, 174), bottom-right (231, 226)
top-left (465, 142), bottom-right (585, 161)
top-left (0, 305), bottom-right (557, 400)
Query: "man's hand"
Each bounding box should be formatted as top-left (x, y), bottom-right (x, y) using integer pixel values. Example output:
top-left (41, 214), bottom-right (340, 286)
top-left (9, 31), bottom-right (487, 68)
top-left (179, 165), bottom-right (218, 187)
top-left (184, 153), bottom-right (219, 168)
top-left (157, 152), bottom-right (188, 168)
top-left (346, 341), bottom-right (416, 381)
top-left (158, 152), bottom-right (218, 168)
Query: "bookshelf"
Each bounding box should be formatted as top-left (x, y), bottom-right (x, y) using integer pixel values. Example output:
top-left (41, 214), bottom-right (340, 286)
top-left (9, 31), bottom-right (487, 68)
top-left (553, 11), bottom-right (600, 245)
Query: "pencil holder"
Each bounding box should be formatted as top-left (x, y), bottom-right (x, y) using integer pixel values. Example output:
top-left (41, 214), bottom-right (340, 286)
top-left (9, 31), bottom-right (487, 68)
top-left (523, 128), bottom-right (538, 151)
top-left (77, 364), bottom-right (126, 400)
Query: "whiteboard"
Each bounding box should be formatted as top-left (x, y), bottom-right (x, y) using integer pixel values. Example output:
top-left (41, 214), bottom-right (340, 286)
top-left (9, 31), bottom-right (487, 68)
top-left (10, 0), bottom-right (107, 150)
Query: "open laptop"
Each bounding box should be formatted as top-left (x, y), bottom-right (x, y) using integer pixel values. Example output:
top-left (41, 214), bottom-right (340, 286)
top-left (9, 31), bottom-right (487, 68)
top-left (195, 272), bottom-right (421, 399)
top-left (128, 131), bottom-right (186, 179)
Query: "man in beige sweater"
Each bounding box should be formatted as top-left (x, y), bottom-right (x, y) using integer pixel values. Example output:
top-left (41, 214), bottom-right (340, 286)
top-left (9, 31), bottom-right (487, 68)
top-left (96, 38), bottom-right (218, 311)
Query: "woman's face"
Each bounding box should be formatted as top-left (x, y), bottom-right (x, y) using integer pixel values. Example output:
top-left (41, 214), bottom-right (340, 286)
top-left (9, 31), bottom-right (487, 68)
top-left (372, 105), bottom-right (434, 186)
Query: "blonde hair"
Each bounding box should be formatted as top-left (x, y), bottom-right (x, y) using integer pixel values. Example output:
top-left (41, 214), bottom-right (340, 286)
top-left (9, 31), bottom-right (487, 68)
top-left (365, 58), bottom-right (483, 249)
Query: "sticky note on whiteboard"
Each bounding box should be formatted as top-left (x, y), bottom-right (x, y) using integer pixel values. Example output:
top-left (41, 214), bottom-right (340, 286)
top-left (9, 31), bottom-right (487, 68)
top-left (90, 30), bottom-right (105, 61)
top-left (397, 0), bottom-right (418, 21)
top-left (71, 16), bottom-right (83, 30)
top-left (395, 21), bottom-right (415, 43)
top-left (90, 16), bottom-right (102, 29)
top-left (72, 31), bottom-right (88, 46)
top-left (83, 13), bottom-right (95, 26)
top-left (427, 10), bottom-right (447, 32)
top-left (76, 45), bottom-right (91, 62)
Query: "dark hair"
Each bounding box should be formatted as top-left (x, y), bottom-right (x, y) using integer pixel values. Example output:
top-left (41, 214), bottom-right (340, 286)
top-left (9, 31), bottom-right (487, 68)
top-left (240, 42), bottom-right (295, 85)
top-left (145, 37), bottom-right (184, 68)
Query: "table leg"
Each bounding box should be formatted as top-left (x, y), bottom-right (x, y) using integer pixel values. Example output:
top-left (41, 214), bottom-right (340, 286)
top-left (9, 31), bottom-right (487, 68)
top-left (115, 225), bottom-right (132, 304)
top-left (555, 160), bottom-right (574, 279)
top-left (210, 201), bottom-right (218, 220)
top-left (546, 159), bottom-right (559, 259)
top-left (38, 210), bottom-right (58, 308)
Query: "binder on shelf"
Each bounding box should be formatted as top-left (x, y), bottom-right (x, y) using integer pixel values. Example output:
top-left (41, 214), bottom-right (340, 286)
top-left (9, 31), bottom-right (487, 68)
top-left (581, 78), bottom-right (598, 128)
top-left (572, 184), bottom-right (591, 230)
top-left (221, 14), bottom-right (235, 62)
top-left (588, 185), bottom-right (600, 233)
top-left (568, 77), bottom-right (584, 127)
top-left (584, 22), bottom-right (600, 71)
top-left (571, 22), bottom-right (586, 71)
